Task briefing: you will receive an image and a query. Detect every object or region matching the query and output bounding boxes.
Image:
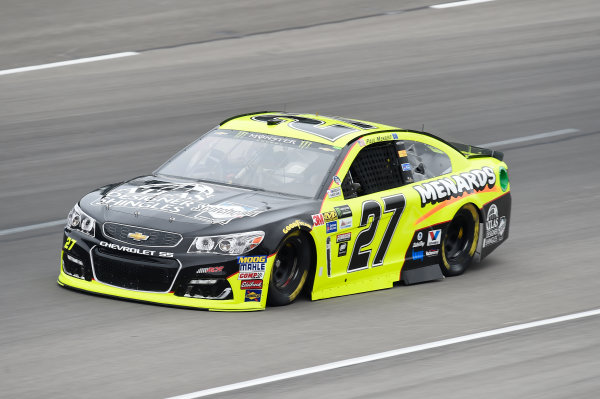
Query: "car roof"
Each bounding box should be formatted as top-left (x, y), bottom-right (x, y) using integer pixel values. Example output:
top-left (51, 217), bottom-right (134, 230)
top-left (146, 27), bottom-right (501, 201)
top-left (219, 111), bottom-right (403, 147)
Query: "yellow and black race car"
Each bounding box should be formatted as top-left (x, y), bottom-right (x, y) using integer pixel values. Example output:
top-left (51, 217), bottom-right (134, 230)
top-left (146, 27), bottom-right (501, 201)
top-left (58, 112), bottom-right (510, 311)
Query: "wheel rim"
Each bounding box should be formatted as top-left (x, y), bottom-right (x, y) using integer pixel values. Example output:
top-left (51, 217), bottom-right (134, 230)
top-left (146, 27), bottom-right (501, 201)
top-left (272, 238), bottom-right (301, 289)
top-left (443, 205), bottom-right (479, 269)
top-left (445, 214), bottom-right (472, 262)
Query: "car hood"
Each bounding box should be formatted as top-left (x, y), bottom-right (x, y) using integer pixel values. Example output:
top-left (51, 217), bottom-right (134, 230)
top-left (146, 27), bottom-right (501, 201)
top-left (81, 175), bottom-right (315, 235)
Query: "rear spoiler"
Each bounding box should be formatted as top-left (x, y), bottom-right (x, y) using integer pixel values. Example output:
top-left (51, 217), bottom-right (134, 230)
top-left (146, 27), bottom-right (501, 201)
top-left (450, 142), bottom-right (504, 161)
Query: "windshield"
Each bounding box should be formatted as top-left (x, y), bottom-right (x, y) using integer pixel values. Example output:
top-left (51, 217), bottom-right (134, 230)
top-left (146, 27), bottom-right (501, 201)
top-left (156, 129), bottom-right (341, 197)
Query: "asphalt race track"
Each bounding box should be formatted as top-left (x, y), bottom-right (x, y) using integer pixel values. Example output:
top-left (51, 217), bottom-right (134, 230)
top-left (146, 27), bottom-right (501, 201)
top-left (1, 0), bottom-right (599, 397)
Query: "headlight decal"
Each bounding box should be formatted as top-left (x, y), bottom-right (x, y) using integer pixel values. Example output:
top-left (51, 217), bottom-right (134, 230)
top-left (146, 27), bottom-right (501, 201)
top-left (66, 204), bottom-right (96, 237)
top-left (188, 231), bottom-right (264, 255)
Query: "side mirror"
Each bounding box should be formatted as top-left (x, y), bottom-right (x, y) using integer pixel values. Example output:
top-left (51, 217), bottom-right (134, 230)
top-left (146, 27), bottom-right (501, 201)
top-left (351, 182), bottom-right (362, 196)
top-left (415, 163), bottom-right (425, 175)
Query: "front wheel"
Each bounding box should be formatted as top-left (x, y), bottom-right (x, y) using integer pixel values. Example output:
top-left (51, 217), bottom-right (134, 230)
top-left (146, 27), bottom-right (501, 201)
top-left (441, 204), bottom-right (480, 276)
top-left (267, 232), bottom-right (310, 306)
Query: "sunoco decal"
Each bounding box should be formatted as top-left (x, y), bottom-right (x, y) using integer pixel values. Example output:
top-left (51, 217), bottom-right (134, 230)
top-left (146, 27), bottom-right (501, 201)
top-left (413, 167), bottom-right (496, 207)
top-left (244, 289), bottom-right (262, 302)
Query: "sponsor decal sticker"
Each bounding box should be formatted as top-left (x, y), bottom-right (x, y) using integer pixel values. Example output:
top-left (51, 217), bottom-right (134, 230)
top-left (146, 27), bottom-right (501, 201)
top-left (392, 133), bottom-right (399, 139)
top-left (426, 249), bottom-right (439, 257)
top-left (312, 213), bottom-right (325, 227)
top-left (417, 232), bottom-right (423, 241)
top-left (245, 289), bottom-right (262, 302)
top-left (483, 204), bottom-right (506, 248)
top-left (282, 220), bottom-right (312, 234)
top-left (238, 255), bottom-right (267, 272)
top-left (99, 241), bottom-right (174, 257)
top-left (398, 150), bottom-right (407, 158)
top-left (413, 166), bottom-right (496, 207)
top-left (238, 272), bottom-right (265, 280)
top-left (328, 187), bottom-right (342, 198)
top-left (412, 249), bottom-right (424, 261)
top-left (192, 201), bottom-right (263, 225)
top-left (358, 139), bottom-right (366, 147)
top-left (339, 217), bottom-right (352, 229)
top-left (334, 205), bottom-right (352, 219)
top-left (196, 266), bottom-right (225, 274)
top-left (412, 241), bottom-right (425, 248)
top-left (326, 221), bottom-right (338, 234)
top-left (333, 176), bottom-right (342, 185)
top-left (336, 232), bottom-right (351, 243)
top-left (338, 242), bottom-right (348, 257)
top-left (322, 211), bottom-right (338, 222)
top-left (427, 229), bottom-right (442, 246)
top-left (240, 280), bottom-right (263, 290)
top-left (401, 163), bottom-right (412, 172)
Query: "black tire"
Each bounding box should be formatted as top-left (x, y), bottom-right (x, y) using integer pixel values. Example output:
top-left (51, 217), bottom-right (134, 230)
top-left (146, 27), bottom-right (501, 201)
top-left (267, 231), bottom-right (310, 306)
top-left (441, 204), bottom-right (480, 276)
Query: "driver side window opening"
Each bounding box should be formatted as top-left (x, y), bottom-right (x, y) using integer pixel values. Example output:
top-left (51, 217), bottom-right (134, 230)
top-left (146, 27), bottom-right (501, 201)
top-left (341, 142), bottom-right (404, 199)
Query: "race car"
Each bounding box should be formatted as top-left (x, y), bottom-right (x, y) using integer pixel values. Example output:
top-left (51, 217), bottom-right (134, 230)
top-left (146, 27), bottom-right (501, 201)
top-left (58, 112), bottom-right (511, 311)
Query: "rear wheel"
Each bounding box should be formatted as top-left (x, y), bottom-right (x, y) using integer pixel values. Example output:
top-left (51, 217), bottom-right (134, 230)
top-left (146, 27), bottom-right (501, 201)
top-left (267, 232), bottom-right (310, 306)
top-left (441, 204), bottom-right (480, 276)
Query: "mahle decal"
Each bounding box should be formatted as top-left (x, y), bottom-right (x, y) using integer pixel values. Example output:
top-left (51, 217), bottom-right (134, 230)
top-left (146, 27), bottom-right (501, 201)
top-left (413, 166), bottom-right (496, 207)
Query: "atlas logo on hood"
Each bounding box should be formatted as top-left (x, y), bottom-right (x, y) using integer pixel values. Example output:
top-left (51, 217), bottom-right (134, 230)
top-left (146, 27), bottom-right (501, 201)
top-left (91, 179), bottom-right (265, 224)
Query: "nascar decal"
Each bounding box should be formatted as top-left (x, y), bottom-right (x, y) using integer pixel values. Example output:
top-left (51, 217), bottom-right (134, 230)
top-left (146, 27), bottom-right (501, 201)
top-left (483, 204), bottom-right (506, 248)
top-left (99, 241), bottom-right (174, 258)
top-left (413, 166), bottom-right (496, 207)
top-left (282, 220), bottom-right (312, 234)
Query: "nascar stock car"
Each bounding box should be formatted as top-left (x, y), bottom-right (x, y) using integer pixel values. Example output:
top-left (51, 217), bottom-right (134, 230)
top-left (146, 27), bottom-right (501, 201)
top-left (58, 112), bottom-right (511, 311)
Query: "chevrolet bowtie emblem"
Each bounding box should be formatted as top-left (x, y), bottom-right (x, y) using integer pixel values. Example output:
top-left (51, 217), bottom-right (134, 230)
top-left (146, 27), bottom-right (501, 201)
top-left (128, 232), bottom-right (149, 241)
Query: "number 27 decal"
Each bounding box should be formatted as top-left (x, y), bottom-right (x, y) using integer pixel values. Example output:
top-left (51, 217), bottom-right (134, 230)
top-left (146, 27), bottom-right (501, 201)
top-left (347, 194), bottom-right (405, 272)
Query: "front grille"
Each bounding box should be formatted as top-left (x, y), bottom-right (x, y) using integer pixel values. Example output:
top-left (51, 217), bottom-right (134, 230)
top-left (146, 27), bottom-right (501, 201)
top-left (92, 247), bottom-right (180, 292)
top-left (103, 222), bottom-right (182, 247)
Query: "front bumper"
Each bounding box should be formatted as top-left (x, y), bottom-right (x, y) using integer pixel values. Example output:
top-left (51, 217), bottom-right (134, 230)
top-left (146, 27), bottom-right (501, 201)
top-left (58, 231), bottom-right (272, 311)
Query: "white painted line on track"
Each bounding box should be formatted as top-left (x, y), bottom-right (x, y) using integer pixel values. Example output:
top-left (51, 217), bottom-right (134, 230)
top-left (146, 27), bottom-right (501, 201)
top-left (166, 308), bottom-right (600, 399)
top-left (0, 219), bottom-right (66, 236)
top-left (0, 52), bottom-right (139, 76)
top-left (431, 0), bottom-right (495, 9)
top-left (479, 128), bottom-right (579, 148)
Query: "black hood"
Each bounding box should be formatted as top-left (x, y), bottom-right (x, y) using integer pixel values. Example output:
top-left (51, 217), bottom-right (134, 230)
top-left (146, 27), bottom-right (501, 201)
top-left (81, 175), bottom-right (316, 236)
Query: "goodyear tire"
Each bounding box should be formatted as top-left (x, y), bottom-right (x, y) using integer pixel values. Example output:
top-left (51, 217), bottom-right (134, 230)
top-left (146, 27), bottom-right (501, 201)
top-left (441, 204), bottom-right (480, 276)
top-left (267, 231), bottom-right (310, 306)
